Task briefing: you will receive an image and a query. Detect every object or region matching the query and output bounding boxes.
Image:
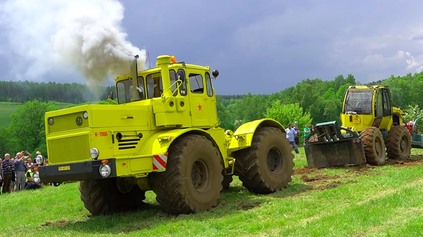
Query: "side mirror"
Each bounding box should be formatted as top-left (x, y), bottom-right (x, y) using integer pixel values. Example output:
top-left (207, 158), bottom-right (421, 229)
top-left (212, 70), bottom-right (219, 78)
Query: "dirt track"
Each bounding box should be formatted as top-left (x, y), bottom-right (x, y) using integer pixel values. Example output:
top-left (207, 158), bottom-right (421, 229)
top-left (294, 154), bottom-right (423, 191)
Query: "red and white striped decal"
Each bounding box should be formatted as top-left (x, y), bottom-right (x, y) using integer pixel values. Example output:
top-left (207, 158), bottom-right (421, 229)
top-left (153, 153), bottom-right (168, 170)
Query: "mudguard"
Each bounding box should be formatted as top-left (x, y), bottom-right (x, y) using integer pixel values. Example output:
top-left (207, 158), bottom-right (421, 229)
top-left (227, 118), bottom-right (284, 153)
top-left (139, 128), bottom-right (210, 156)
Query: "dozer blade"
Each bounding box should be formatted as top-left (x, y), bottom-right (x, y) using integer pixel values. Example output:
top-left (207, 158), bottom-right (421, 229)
top-left (305, 121), bottom-right (366, 168)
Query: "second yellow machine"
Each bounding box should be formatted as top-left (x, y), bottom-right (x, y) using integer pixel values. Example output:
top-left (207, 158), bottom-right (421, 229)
top-left (306, 85), bottom-right (412, 168)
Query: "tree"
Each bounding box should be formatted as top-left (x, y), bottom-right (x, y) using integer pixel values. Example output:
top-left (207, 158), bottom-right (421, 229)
top-left (0, 128), bottom-right (19, 156)
top-left (264, 101), bottom-right (313, 142)
top-left (8, 100), bottom-right (58, 155)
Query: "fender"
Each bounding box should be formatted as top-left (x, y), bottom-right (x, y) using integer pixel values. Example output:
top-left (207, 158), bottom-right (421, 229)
top-left (227, 118), bottom-right (285, 153)
top-left (139, 128), bottom-right (207, 156)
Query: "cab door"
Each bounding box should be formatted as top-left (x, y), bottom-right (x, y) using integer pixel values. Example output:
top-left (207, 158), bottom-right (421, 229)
top-left (376, 88), bottom-right (393, 128)
top-left (187, 69), bottom-right (217, 127)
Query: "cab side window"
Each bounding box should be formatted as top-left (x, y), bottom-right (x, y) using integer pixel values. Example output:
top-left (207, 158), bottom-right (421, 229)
top-left (382, 89), bottom-right (391, 116)
top-left (116, 79), bottom-right (131, 104)
top-left (189, 73), bottom-right (204, 94)
top-left (205, 72), bottom-right (213, 97)
top-left (146, 73), bottom-right (163, 98)
top-left (137, 76), bottom-right (146, 99)
top-left (169, 70), bottom-right (178, 96)
top-left (178, 69), bottom-right (187, 96)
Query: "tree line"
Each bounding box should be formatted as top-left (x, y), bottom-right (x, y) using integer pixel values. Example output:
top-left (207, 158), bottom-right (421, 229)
top-left (0, 81), bottom-right (112, 103)
top-left (2, 71), bottom-right (423, 157)
top-left (217, 72), bottom-right (423, 137)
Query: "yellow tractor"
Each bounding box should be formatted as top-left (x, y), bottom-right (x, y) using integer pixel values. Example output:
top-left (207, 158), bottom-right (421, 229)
top-left (39, 55), bottom-right (294, 215)
top-left (305, 85), bottom-right (412, 168)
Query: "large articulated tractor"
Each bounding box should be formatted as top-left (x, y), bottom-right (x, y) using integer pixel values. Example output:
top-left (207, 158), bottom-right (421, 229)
top-left (305, 85), bottom-right (411, 168)
top-left (39, 55), bottom-right (294, 215)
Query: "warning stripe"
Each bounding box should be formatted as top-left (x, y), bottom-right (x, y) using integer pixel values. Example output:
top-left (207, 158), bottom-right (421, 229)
top-left (153, 153), bottom-right (168, 170)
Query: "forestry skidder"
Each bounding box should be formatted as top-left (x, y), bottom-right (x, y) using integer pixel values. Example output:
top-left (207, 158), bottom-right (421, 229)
top-left (305, 85), bottom-right (411, 168)
top-left (39, 55), bottom-right (294, 215)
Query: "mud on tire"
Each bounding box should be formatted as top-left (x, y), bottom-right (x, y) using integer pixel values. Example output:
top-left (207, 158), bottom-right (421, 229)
top-left (149, 134), bottom-right (223, 214)
top-left (79, 178), bottom-right (145, 216)
top-left (234, 127), bottom-right (294, 194)
top-left (360, 127), bottom-right (386, 165)
top-left (386, 125), bottom-right (411, 160)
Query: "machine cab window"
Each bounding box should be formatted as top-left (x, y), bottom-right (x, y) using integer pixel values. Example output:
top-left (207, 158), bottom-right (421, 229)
top-left (177, 69), bottom-right (187, 96)
top-left (146, 73), bottom-right (163, 98)
top-left (205, 72), bottom-right (213, 97)
top-left (344, 90), bottom-right (373, 114)
top-left (189, 73), bottom-right (204, 94)
top-left (116, 76), bottom-right (145, 104)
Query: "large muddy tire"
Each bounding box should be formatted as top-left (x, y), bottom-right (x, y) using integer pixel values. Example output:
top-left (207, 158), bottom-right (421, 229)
top-left (79, 178), bottom-right (145, 216)
top-left (149, 135), bottom-right (223, 214)
top-left (234, 127), bottom-right (294, 194)
top-left (386, 126), bottom-right (412, 159)
top-left (360, 127), bottom-right (386, 165)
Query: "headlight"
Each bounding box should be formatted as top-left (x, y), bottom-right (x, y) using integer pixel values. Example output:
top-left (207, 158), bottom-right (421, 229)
top-left (48, 118), bottom-right (54, 125)
top-left (90, 148), bottom-right (99, 160)
top-left (83, 111), bottom-right (88, 119)
top-left (99, 165), bottom-right (111, 178)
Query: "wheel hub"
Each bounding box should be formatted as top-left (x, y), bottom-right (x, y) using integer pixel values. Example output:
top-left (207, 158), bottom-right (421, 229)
top-left (191, 160), bottom-right (209, 191)
top-left (267, 147), bottom-right (282, 172)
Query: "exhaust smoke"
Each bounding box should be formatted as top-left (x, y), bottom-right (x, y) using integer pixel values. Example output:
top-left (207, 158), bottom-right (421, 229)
top-left (0, 0), bottom-right (146, 99)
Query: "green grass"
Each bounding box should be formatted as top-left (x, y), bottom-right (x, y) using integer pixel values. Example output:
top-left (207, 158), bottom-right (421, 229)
top-left (0, 102), bottom-right (21, 129)
top-left (1, 148), bottom-right (423, 236)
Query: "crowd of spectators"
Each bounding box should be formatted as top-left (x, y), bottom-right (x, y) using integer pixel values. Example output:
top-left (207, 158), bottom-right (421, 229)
top-left (0, 150), bottom-right (44, 194)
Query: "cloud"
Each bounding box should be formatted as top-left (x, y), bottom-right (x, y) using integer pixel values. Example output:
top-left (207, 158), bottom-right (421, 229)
top-left (3, 0), bottom-right (423, 95)
top-left (0, 0), bottom-right (145, 93)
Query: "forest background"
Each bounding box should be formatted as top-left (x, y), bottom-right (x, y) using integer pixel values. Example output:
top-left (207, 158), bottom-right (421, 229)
top-left (1, 72), bottom-right (423, 158)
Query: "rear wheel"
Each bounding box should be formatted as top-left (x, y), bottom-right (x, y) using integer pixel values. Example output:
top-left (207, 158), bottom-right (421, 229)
top-left (150, 135), bottom-right (223, 214)
top-left (234, 127), bottom-right (294, 194)
top-left (360, 127), bottom-right (386, 165)
top-left (79, 178), bottom-right (145, 215)
top-left (386, 126), bottom-right (412, 159)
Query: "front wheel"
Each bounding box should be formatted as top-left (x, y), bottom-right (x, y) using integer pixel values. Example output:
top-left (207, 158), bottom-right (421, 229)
top-left (79, 178), bottom-right (145, 216)
top-left (234, 127), bottom-right (294, 194)
top-left (150, 135), bottom-right (223, 214)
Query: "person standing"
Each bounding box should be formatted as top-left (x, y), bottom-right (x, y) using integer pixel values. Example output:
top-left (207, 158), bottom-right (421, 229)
top-left (303, 125), bottom-right (311, 144)
top-left (294, 122), bottom-right (300, 146)
top-left (35, 151), bottom-right (44, 166)
top-left (14, 152), bottom-right (26, 191)
top-left (285, 124), bottom-right (299, 154)
top-left (2, 153), bottom-right (13, 193)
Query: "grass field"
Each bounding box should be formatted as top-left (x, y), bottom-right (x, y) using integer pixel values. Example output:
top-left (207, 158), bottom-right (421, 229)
top-left (1, 148), bottom-right (422, 237)
top-left (0, 102), bottom-right (21, 129)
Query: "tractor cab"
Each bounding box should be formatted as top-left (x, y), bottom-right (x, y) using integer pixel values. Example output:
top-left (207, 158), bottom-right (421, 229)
top-left (341, 85), bottom-right (401, 133)
top-left (114, 55), bottom-right (219, 129)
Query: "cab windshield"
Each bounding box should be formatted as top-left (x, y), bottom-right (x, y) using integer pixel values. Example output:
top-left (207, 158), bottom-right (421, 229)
top-left (116, 76), bottom-right (145, 104)
top-left (115, 70), bottom-right (179, 104)
top-left (344, 90), bottom-right (373, 114)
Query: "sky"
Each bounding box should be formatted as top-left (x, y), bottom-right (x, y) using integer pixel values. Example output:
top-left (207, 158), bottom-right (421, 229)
top-left (1, 0), bottom-right (423, 95)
